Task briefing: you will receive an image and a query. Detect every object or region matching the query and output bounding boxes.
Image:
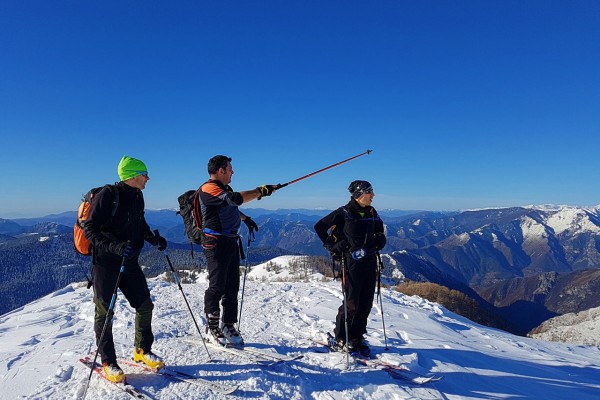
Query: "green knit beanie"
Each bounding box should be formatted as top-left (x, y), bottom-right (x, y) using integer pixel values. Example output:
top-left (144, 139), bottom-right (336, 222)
top-left (118, 155), bottom-right (148, 181)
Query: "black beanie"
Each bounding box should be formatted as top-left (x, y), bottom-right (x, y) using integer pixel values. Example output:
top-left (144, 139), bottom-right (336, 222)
top-left (348, 180), bottom-right (373, 199)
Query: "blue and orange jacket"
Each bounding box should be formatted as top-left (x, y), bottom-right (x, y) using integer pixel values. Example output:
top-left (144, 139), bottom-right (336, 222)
top-left (198, 179), bottom-right (244, 237)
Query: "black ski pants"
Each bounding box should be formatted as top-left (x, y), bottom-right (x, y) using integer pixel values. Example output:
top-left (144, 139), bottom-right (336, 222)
top-left (204, 235), bottom-right (241, 324)
top-left (93, 261), bottom-right (153, 364)
top-left (334, 253), bottom-right (377, 343)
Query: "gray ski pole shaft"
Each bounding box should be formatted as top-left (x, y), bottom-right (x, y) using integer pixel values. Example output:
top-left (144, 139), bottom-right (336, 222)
top-left (162, 248), bottom-right (212, 360)
top-left (342, 255), bottom-right (350, 369)
top-left (276, 150), bottom-right (372, 189)
top-left (81, 260), bottom-right (125, 400)
top-left (238, 234), bottom-right (252, 330)
top-left (376, 252), bottom-right (388, 350)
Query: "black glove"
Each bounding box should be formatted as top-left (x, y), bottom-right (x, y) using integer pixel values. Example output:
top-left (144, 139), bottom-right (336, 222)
top-left (374, 233), bottom-right (387, 251)
top-left (150, 229), bottom-right (168, 251)
top-left (324, 243), bottom-right (342, 262)
top-left (257, 185), bottom-right (278, 199)
top-left (110, 242), bottom-right (132, 258)
top-left (243, 217), bottom-right (259, 233)
top-left (158, 236), bottom-right (167, 251)
top-left (146, 229), bottom-right (167, 251)
top-left (147, 232), bottom-right (167, 251)
top-left (332, 240), bottom-right (350, 254)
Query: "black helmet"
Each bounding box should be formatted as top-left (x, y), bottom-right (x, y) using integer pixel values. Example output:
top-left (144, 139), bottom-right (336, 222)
top-left (348, 180), bottom-right (373, 199)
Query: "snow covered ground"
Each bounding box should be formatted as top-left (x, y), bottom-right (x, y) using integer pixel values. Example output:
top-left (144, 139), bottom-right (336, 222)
top-left (1, 256), bottom-right (600, 400)
top-left (530, 306), bottom-right (600, 347)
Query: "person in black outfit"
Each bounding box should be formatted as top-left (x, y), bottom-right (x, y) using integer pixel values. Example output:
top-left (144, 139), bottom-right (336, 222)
top-left (84, 155), bottom-right (167, 382)
top-left (314, 180), bottom-right (386, 357)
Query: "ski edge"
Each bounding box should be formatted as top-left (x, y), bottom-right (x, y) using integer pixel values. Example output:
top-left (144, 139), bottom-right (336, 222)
top-left (184, 337), bottom-right (297, 365)
top-left (235, 344), bottom-right (303, 363)
top-left (310, 338), bottom-right (444, 385)
top-left (118, 358), bottom-right (238, 395)
top-left (355, 358), bottom-right (444, 384)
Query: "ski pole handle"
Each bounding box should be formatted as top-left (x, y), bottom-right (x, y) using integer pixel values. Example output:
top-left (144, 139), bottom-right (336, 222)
top-left (153, 229), bottom-right (167, 253)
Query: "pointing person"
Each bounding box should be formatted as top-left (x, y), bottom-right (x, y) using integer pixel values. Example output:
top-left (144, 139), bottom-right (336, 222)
top-left (198, 155), bottom-right (277, 346)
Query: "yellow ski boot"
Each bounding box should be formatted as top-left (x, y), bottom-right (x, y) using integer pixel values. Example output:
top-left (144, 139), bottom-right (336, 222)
top-left (133, 348), bottom-right (165, 370)
top-left (102, 362), bottom-right (126, 383)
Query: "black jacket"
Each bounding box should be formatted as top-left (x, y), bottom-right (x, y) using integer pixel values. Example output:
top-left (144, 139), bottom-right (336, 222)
top-left (84, 182), bottom-right (153, 267)
top-left (314, 199), bottom-right (385, 255)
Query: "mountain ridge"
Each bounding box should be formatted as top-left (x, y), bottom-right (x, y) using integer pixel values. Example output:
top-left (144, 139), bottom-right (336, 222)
top-left (3, 204), bottom-right (600, 338)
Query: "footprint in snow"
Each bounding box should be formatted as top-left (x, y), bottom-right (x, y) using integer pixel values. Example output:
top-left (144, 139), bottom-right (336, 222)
top-left (397, 330), bottom-right (412, 344)
top-left (53, 330), bottom-right (75, 339)
top-left (54, 365), bottom-right (74, 381)
top-left (20, 336), bottom-right (41, 346)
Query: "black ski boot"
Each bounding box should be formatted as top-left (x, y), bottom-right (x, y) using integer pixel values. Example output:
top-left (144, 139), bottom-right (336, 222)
top-left (222, 324), bottom-right (244, 346)
top-left (347, 339), bottom-right (361, 356)
top-left (357, 338), bottom-right (371, 358)
top-left (326, 332), bottom-right (346, 352)
top-left (206, 312), bottom-right (226, 346)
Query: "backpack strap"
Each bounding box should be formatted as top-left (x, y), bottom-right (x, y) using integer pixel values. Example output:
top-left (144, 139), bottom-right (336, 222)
top-left (192, 188), bottom-right (202, 232)
top-left (106, 184), bottom-right (120, 218)
top-left (343, 205), bottom-right (376, 221)
top-left (342, 206), bottom-right (356, 222)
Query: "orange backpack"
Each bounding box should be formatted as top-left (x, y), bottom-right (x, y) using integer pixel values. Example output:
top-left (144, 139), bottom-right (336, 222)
top-left (74, 185), bottom-right (119, 256)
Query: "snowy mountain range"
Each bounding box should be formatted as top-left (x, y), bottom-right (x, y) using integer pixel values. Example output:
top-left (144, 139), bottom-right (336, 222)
top-left (391, 205), bottom-right (600, 284)
top-left (382, 205), bottom-right (600, 332)
top-left (3, 205), bottom-right (600, 341)
top-left (1, 256), bottom-right (599, 400)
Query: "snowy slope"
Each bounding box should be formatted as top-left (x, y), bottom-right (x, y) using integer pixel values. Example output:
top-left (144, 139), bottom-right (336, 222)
top-left (544, 207), bottom-right (599, 235)
top-left (530, 306), bottom-right (600, 347)
top-left (1, 257), bottom-right (599, 400)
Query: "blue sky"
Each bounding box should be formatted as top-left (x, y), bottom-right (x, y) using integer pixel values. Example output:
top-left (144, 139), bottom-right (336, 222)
top-left (1, 1), bottom-right (599, 218)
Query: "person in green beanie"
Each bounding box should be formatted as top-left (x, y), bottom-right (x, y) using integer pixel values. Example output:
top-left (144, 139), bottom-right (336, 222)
top-left (84, 155), bottom-right (168, 382)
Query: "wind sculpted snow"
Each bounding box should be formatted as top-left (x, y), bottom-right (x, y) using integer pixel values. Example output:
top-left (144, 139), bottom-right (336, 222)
top-left (1, 256), bottom-right (599, 399)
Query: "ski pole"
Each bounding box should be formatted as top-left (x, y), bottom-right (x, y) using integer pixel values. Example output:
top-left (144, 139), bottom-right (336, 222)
top-left (154, 230), bottom-right (212, 360)
top-left (238, 228), bottom-right (255, 330)
top-left (341, 254), bottom-right (350, 369)
top-left (275, 149), bottom-right (372, 189)
top-left (164, 248), bottom-right (213, 360)
top-left (376, 252), bottom-right (389, 350)
top-left (81, 258), bottom-right (126, 400)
